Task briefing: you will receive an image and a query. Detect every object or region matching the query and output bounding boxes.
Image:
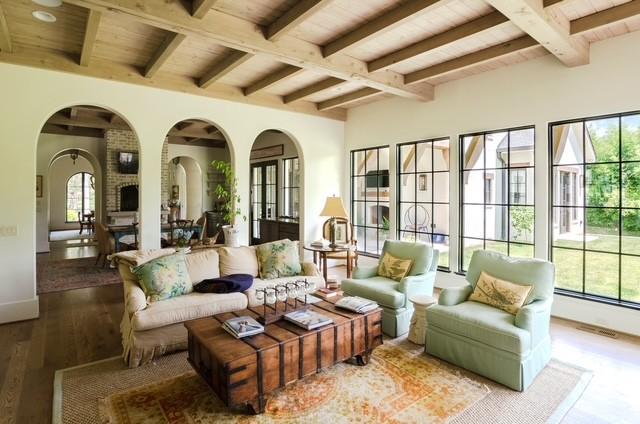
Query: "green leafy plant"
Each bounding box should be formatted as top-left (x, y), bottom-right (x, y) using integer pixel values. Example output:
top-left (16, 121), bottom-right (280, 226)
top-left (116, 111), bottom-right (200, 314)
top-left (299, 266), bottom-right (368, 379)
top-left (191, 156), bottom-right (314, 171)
top-left (511, 206), bottom-right (534, 240)
top-left (211, 160), bottom-right (246, 226)
top-left (382, 216), bottom-right (391, 231)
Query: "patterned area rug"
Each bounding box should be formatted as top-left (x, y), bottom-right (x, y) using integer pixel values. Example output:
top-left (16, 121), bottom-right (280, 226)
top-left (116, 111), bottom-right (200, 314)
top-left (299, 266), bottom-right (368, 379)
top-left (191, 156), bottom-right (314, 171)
top-left (37, 255), bottom-right (121, 294)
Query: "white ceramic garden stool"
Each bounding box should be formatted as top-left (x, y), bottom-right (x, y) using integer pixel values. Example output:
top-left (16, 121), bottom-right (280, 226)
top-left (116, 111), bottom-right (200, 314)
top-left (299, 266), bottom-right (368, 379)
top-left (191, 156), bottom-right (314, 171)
top-left (408, 295), bottom-right (437, 345)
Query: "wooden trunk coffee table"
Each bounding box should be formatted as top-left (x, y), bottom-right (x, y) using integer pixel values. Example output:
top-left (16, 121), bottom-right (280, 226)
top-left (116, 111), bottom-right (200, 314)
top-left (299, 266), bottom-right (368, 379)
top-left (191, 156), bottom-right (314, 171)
top-left (184, 298), bottom-right (383, 414)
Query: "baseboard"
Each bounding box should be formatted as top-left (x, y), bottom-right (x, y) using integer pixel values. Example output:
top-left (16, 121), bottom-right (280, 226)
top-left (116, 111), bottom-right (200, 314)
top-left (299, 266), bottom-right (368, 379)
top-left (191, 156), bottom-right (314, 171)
top-left (0, 297), bottom-right (39, 324)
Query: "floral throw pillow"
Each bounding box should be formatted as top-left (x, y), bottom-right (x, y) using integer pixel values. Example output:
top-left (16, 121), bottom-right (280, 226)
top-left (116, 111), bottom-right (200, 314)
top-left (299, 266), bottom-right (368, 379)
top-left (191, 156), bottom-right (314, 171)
top-left (256, 239), bottom-right (302, 279)
top-left (132, 253), bottom-right (193, 302)
top-left (469, 271), bottom-right (533, 315)
top-left (377, 252), bottom-right (413, 281)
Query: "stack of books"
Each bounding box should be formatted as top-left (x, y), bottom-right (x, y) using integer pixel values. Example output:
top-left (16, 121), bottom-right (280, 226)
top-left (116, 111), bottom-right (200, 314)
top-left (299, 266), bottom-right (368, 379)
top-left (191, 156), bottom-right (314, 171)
top-left (315, 288), bottom-right (344, 300)
top-left (222, 316), bottom-right (264, 339)
top-left (335, 296), bottom-right (379, 314)
top-left (284, 310), bottom-right (333, 330)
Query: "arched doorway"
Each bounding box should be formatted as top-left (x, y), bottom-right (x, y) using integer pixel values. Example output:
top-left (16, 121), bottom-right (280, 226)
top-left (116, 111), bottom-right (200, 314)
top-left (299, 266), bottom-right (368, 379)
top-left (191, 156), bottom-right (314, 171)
top-left (249, 130), bottom-right (303, 245)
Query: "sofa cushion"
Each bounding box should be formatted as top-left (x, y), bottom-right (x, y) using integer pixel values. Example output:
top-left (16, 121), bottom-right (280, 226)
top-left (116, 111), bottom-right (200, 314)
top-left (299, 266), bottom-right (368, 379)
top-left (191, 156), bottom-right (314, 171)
top-left (131, 291), bottom-right (248, 331)
top-left (218, 246), bottom-right (259, 277)
top-left (256, 239), bottom-right (302, 279)
top-left (469, 271), bottom-right (533, 315)
top-left (426, 301), bottom-right (531, 355)
top-left (377, 252), bottom-right (413, 281)
top-left (245, 275), bottom-right (325, 307)
top-left (194, 274), bottom-right (254, 294)
top-left (341, 277), bottom-right (405, 309)
top-left (132, 253), bottom-right (193, 302)
top-left (185, 248), bottom-right (220, 284)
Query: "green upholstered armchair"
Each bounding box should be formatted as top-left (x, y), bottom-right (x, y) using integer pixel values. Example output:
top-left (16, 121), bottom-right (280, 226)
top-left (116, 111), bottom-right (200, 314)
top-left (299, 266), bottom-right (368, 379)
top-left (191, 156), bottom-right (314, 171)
top-left (341, 240), bottom-right (439, 337)
top-left (425, 250), bottom-right (555, 391)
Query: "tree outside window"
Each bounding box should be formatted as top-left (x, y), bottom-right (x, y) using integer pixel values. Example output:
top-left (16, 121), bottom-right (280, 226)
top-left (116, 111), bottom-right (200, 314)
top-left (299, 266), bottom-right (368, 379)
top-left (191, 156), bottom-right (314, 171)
top-left (66, 172), bottom-right (95, 222)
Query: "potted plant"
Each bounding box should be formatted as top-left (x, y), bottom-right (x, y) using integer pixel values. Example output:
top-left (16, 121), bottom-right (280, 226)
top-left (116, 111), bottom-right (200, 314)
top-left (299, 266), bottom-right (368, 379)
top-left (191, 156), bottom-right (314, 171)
top-left (211, 160), bottom-right (246, 247)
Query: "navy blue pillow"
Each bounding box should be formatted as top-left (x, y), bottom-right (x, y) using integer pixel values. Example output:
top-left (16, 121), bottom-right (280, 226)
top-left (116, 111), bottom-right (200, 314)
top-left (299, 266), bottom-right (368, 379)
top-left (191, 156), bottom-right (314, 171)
top-left (194, 273), bottom-right (254, 294)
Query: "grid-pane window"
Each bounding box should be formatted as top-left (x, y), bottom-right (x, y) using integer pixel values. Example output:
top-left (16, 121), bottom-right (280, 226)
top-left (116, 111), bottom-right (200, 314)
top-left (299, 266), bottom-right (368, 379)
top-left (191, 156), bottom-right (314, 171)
top-left (351, 146), bottom-right (390, 256)
top-left (282, 157), bottom-right (300, 218)
top-left (550, 112), bottom-right (640, 305)
top-left (66, 172), bottom-right (95, 222)
top-left (460, 127), bottom-right (535, 271)
top-left (250, 161), bottom-right (278, 244)
top-left (397, 138), bottom-right (450, 269)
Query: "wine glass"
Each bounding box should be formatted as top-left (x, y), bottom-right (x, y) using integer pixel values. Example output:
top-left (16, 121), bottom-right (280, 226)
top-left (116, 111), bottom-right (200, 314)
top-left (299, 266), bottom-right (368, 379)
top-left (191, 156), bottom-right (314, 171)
top-left (287, 282), bottom-right (298, 298)
top-left (255, 288), bottom-right (265, 302)
top-left (265, 288), bottom-right (276, 305)
top-left (306, 280), bottom-right (316, 294)
top-left (276, 286), bottom-right (288, 303)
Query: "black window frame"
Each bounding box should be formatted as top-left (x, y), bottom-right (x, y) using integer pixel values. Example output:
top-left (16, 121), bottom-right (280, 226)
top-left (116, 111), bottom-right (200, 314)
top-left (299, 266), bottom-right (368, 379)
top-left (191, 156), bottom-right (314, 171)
top-left (65, 171), bottom-right (94, 223)
top-left (281, 156), bottom-right (300, 219)
top-left (249, 160), bottom-right (278, 245)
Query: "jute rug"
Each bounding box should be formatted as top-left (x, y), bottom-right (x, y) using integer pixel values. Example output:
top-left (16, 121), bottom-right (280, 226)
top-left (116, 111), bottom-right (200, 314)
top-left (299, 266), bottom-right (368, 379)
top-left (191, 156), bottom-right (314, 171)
top-left (37, 255), bottom-right (121, 294)
top-left (53, 339), bottom-right (591, 424)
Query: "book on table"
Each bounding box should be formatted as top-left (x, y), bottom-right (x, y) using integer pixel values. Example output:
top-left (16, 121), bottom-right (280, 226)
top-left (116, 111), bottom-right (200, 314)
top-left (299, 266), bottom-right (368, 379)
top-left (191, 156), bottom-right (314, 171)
top-left (284, 310), bottom-right (333, 330)
top-left (315, 288), bottom-right (344, 299)
top-left (335, 296), bottom-right (379, 313)
top-left (222, 316), bottom-right (264, 339)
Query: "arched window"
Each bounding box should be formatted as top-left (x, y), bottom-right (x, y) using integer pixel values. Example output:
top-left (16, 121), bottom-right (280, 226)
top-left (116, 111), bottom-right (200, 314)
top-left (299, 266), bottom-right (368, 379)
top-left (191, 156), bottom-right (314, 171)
top-left (66, 172), bottom-right (95, 222)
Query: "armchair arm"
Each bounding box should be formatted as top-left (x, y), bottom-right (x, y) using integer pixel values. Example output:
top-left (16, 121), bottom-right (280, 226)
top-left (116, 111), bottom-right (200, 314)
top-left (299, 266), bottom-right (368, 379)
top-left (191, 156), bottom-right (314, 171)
top-left (118, 263), bottom-right (147, 316)
top-left (515, 298), bottom-right (553, 346)
top-left (438, 285), bottom-right (473, 306)
top-left (301, 262), bottom-right (321, 278)
top-left (352, 265), bottom-right (378, 279)
top-left (398, 274), bottom-right (435, 306)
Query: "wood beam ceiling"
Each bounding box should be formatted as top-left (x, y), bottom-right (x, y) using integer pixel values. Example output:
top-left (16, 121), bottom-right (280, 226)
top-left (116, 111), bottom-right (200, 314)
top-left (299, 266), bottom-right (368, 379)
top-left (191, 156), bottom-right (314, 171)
top-left (64, 0), bottom-right (433, 102)
top-left (144, 32), bottom-right (186, 78)
top-left (571, 0), bottom-right (640, 35)
top-left (0, 3), bottom-right (11, 53)
top-left (265, 0), bottom-right (334, 41)
top-left (192, 0), bottom-right (218, 19)
top-left (244, 65), bottom-right (303, 96)
top-left (485, 0), bottom-right (589, 67)
top-left (283, 77), bottom-right (345, 104)
top-left (317, 87), bottom-right (381, 111)
top-left (79, 9), bottom-right (101, 66)
top-left (198, 50), bottom-right (253, 89)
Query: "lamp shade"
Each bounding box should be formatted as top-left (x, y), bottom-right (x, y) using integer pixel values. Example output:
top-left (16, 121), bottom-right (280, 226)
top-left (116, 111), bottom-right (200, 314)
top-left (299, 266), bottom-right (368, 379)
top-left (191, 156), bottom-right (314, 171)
top-left (319, 196), bottom-right (349, 218)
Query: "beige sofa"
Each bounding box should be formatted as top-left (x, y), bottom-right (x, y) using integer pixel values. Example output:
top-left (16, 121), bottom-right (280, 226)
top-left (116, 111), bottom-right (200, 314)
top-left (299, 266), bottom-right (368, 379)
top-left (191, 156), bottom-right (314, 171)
top-left (117, 246), bottom-right (324, 367)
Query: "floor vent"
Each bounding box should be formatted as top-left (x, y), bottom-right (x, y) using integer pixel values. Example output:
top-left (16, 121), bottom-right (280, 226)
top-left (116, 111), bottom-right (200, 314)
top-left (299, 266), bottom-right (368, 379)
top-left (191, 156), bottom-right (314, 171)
top-left (576, 324), bottom-right (619, 339)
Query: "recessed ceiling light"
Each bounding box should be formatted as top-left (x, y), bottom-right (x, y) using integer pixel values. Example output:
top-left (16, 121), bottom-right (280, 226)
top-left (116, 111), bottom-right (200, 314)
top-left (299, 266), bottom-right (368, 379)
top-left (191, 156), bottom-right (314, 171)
top-left (32, 0), bottom-right (63, 7)
top-left (32, 10), bottom-right (57, 23)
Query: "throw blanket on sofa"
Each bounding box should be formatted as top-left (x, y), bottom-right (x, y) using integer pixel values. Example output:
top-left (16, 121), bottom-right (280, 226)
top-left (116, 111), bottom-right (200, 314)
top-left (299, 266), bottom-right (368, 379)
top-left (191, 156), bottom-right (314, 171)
top-left (194, 274), bottom-right (254, 294)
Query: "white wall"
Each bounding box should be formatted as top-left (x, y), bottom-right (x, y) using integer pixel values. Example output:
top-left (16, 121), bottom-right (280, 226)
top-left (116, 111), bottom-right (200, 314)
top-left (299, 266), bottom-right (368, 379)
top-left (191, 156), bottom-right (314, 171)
top-left (345, 31), bottom-right (640, 336)
top-left (0, 63), bottom-right (344, 324)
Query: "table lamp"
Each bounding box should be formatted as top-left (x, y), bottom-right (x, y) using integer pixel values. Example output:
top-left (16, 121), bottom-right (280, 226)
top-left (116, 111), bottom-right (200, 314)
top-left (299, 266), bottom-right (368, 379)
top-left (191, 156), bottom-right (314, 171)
top-left (320, 196), bottom-right (349, 248)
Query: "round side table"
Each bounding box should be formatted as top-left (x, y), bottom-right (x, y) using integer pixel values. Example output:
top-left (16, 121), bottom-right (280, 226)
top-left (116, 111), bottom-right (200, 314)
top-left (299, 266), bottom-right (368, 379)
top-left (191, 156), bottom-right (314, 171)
top-left (408, 295), bottom-right (437, 345)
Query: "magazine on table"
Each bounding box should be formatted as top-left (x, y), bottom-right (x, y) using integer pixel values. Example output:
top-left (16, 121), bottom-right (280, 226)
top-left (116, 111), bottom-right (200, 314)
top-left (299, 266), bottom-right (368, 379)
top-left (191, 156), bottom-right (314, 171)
top-left (335, 296), bottom-right (379, 313)
top-left (222, 316), bottom-right (264, 339)
top-left (284, 310), bottom-right (333, 330)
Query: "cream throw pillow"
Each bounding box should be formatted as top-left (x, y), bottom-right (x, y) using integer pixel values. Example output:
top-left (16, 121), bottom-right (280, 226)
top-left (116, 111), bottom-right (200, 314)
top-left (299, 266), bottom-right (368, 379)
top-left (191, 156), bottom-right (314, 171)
top-left (469, 271), bottom-right (533, 315)
top-left (218, 246), bottom-right (259, 277)
top-left (377, 252), bottom-right (413, 281)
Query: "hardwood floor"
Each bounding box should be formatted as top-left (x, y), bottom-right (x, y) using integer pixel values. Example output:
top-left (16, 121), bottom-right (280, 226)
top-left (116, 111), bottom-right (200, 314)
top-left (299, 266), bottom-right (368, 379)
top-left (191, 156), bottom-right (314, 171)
top-left (0, 260), bottom-right (638, 423)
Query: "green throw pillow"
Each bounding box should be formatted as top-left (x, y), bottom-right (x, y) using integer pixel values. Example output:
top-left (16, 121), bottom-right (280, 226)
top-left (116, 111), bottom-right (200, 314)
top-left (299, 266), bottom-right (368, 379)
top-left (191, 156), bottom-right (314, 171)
top-left (132, 253), bottom-right (193, 302)
top-left (378, 252), bottom-right (413, 281)
top-left (256, 239), bottom-right (302, 279)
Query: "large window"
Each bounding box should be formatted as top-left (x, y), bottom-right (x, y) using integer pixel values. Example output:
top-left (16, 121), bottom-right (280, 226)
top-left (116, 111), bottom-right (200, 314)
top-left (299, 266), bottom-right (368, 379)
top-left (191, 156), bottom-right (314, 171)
top-left (250, 161), bottom-right (278, 244)
top-left (550, 111), bottom-right (640, 305)
top-left (66, 172), bottom-right (95, 222)
top-left (460, 127), bottom-right (535, 271)
top-left (282, 157), bottom-right (300, 218)
top-left (397, 138), bottom-right (450, 269)
top-left (351, 146), bottom-right (390, 256)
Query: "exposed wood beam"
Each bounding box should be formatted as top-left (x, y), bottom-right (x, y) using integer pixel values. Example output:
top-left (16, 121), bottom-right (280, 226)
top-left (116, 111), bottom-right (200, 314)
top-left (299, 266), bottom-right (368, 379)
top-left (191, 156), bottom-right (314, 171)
top-left (368, 11), bottom-right (509, 72)
top-left (64, 0), bottom-right (432, 101)
top-left (404, 36), bottom-right (539, 84)
top-left (41, 123), bottom-right (104, 138)
top-left (144, 32), bottom-right (186, 78)
top-left (543, 0), bottom-right (565, 7)
top-left (174, 121), bottom-right (198, 131)
top-left (243, 66), bottom-right (303, 96)
top-left (485, 0), bottom-right (588, 67)
top-left (68, 107), bottom-right (78, 131)
top-left (199, 50), bottom-right (253, 89)
top-left (80, 9), bottom-right (101, 66)
top-left (323, 0), bottom-right (448, 57)
top-left (192, 0), bottom-right (218, 19)
top-left (265, 0), bottom-right (333, 41)
top-left (317, 87), bottom-right (381, 111)
top-left (283, 77), bottom-right (345, 104)
top-left (168, 136), bottom-right (226, 148)
top-left (571, 0), bottom-right (640, 35)
top-left (0, 3), bottom-right (12, 53)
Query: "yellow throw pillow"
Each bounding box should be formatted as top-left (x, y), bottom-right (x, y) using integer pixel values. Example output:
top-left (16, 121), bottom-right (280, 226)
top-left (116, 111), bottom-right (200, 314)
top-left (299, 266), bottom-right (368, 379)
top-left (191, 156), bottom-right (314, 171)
top-left (378, 252), bottom-right (413, 281)
top-left (469, 271), bottom-right (533, 315)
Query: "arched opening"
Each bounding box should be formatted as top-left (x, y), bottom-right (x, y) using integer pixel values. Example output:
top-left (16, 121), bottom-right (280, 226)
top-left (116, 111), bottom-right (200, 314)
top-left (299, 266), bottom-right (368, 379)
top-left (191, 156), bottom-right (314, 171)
top-left (249, 130), bottom-right (303, 246)
top-left (162, 119), bottom-right (231, 247)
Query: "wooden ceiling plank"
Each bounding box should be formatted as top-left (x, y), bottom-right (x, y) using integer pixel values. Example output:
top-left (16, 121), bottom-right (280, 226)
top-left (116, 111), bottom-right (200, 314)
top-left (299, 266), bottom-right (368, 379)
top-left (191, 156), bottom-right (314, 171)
top-left (80, 9), bottom-right (102, 66)
top-left (283, 77), bottom-right (345, 104)
top-left (64, 0), bottom-right (432, 101)
top-left (42, 123), bottom-right (104, 138)
top-left (543, 0), bottom-right (565, 7)
top-left (317, 87), bottom-right (381, 111)
top-left (404, 35), bottom-right (539, 84)
top-left (192, 0), bottom-right (218, 19)
top-left (368, 11), bottom-right (509, 72)
top-left (322, 0), bottom-right (448, 58)
top-left (144, 32), bottom-right (187, 78)
top-left (0, 3), bottom-right (11, 53)
top-left (199, 50), bottom-right (253, 89)
top-left (571, 0), bottom-right (640, 35)
top-left (243, 65), bottom-right (304, 96)
top-left (266, 0), bottom-right (334, 41)
top-left (485, 0), bottom-right (588, 67)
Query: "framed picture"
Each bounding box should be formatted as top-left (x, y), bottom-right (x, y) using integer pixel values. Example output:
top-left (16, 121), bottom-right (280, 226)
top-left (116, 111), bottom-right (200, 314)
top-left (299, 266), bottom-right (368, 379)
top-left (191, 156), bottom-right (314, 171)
top-left (250, 144), bottom-right (284, 160)
top-left (171, 184), bottom-right (180, 200)
top-left (334, 222), bottom-right (348, 244)
top-left (36, 175), bottom-right (43, 198)
top-left (418, 174), bottom-right (427, 191)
